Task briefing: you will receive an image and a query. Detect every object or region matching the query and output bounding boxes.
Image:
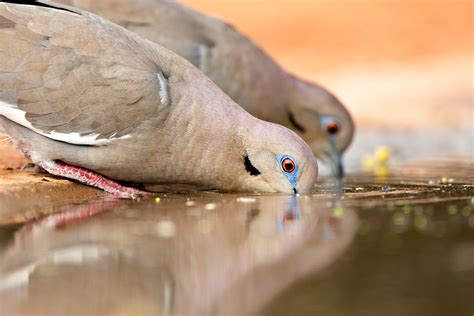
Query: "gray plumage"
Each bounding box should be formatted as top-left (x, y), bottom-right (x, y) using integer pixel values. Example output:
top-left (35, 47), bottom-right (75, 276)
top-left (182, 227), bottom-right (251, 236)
top-left (0, 2), bottom-right (318, 194)
top-left (53, 0), bottom-right (354, 174)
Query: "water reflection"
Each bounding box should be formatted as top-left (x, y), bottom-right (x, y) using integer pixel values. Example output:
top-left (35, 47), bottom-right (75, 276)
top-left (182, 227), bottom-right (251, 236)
top-left (0, 195), bottom-right (357, 316)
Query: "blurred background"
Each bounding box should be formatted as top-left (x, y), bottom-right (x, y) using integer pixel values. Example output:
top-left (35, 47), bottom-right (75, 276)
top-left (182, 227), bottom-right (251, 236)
top-left (182, 0), bottom-right (473, 169)
top-left (1, 0), bottom-right (471, 171)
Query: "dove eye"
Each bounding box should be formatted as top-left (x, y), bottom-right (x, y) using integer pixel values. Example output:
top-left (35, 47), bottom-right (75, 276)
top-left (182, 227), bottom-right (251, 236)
top-left (321, 116), bottom-right (341, 136)
top-left (325, 121), bottom-right (339, 135)
top-left (281, 158), bottom-right (296, 173)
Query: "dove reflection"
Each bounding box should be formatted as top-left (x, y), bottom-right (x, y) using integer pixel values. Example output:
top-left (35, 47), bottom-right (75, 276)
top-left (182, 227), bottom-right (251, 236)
top-left (277, 196), bottom-right (301, 235)
top-left (0, 195), bottom-right (357, 316)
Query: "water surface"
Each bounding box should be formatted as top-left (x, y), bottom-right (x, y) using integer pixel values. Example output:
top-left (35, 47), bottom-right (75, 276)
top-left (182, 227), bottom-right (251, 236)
top-left (0, 160), bottom-right (472, 316)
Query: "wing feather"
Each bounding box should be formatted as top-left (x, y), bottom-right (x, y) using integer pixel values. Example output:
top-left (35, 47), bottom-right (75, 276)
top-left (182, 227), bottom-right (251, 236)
top-left (0, 2), bottom-right (171, 145)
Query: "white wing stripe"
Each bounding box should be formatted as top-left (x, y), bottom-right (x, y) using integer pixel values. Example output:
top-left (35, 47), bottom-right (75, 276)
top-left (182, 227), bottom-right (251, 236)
top-left (156, 73), bottom-right (169, 106)
top-left (0, 100), bottom-right (130, 145)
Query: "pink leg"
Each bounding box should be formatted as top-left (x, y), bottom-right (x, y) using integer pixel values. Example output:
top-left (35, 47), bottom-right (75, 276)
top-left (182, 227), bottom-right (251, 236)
top-left (13, 199), bottom-right (121, 248)
top-left (38, 160), bottom-right (150, 199)
top-left (21, 199), bottom-right (120, 232)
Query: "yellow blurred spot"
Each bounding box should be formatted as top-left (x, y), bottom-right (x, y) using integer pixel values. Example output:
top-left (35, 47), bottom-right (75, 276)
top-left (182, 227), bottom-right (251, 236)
top-left (375, 165), bottom-right (389, 177)
top-left (440, 177), bottom-right (448, 184)
top-left (402, 205), bottom-right (411, 214)
top-left (375, 146), bottom-right (391, 163)
top-left (332, 206), bottom-right (344, 218)
top-left (362, 155), bottom-right (375, 170)
top-left (185, 200), bottom-right (196, 206)
top-left (361, 146), bottom-right (391, 176)
top-left (447, 205), bottom-right (457, 215)
top-left (461, 207), bottom-right (471, 217)
top-left (414, 214), bottom-right (428, 230)
top-left (154, 197), bottom-right (161, 203)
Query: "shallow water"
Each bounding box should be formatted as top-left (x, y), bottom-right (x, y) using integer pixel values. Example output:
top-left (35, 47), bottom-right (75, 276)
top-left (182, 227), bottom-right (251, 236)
top-left (0, 161), bottom-right (473, 316)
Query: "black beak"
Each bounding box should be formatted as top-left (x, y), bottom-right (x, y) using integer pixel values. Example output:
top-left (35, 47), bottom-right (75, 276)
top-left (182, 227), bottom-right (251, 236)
top-left (329, 138), bottom-right (345, 178)
top-left (333, 153), bottom-right (344, 178)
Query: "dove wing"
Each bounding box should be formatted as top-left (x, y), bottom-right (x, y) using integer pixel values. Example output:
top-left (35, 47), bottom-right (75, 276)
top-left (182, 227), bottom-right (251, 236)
top-left (0, 1), bottom-right (172, 145)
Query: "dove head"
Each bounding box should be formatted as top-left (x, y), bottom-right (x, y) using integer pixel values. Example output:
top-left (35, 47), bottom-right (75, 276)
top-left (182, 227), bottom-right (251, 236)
top-left (237, 122), bottom-right (318, 194)
top-left (283, 76), bottom-right (354, 178)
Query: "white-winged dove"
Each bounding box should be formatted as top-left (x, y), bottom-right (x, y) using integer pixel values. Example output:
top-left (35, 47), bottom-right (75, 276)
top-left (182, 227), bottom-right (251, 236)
top-left (54, 0), bottom-right (354, 177)
top-left (0, 1), bottom-right (318, 197)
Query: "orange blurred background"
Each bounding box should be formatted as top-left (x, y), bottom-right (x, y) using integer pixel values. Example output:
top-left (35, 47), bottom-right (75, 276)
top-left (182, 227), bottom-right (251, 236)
top-left (182, 0), bottom-right (473, 131)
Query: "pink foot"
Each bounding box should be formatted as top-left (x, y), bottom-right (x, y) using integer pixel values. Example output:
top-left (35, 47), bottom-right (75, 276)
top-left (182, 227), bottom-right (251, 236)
top-left (14, 199), bottom-right (121, 248)
top-left (38, 160), bottom-right (150, 199)
top-left (22, 199), bottom-right (120, 231)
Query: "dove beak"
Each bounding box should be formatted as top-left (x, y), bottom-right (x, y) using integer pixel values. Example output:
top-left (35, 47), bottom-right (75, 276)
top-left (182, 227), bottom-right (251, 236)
top-left (329, 138), bottom-right (345, 178)
top-left (333, 152), bottom-right (344, 178)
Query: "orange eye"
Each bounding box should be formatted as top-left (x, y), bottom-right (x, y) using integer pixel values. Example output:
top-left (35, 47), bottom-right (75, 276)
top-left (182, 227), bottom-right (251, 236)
top-left (325, 121), bottom-right (340, 135)
top-left (281, 158), bottom-right (296, 173)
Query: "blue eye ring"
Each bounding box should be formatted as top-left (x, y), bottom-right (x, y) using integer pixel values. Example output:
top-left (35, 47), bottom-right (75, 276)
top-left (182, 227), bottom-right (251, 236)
top-left (276, 155), bottom-right (299, 191)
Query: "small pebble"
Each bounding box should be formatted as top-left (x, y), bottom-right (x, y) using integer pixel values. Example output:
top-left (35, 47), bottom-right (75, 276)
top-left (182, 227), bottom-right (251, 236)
top-left (185, 201), bottom-right (196, 206)
top-left (236, 197), bottom-right (256, 203)
top-left (204, 203), bottom-right (216, 210)
top-left (440, 177), bottom-right (448, 184)
top-left (382, 185), bottom-right (391, 192)
top-left (155, 220), bottom-right (176, 238)
top-left (154, 197), bottom-right (161, 203)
